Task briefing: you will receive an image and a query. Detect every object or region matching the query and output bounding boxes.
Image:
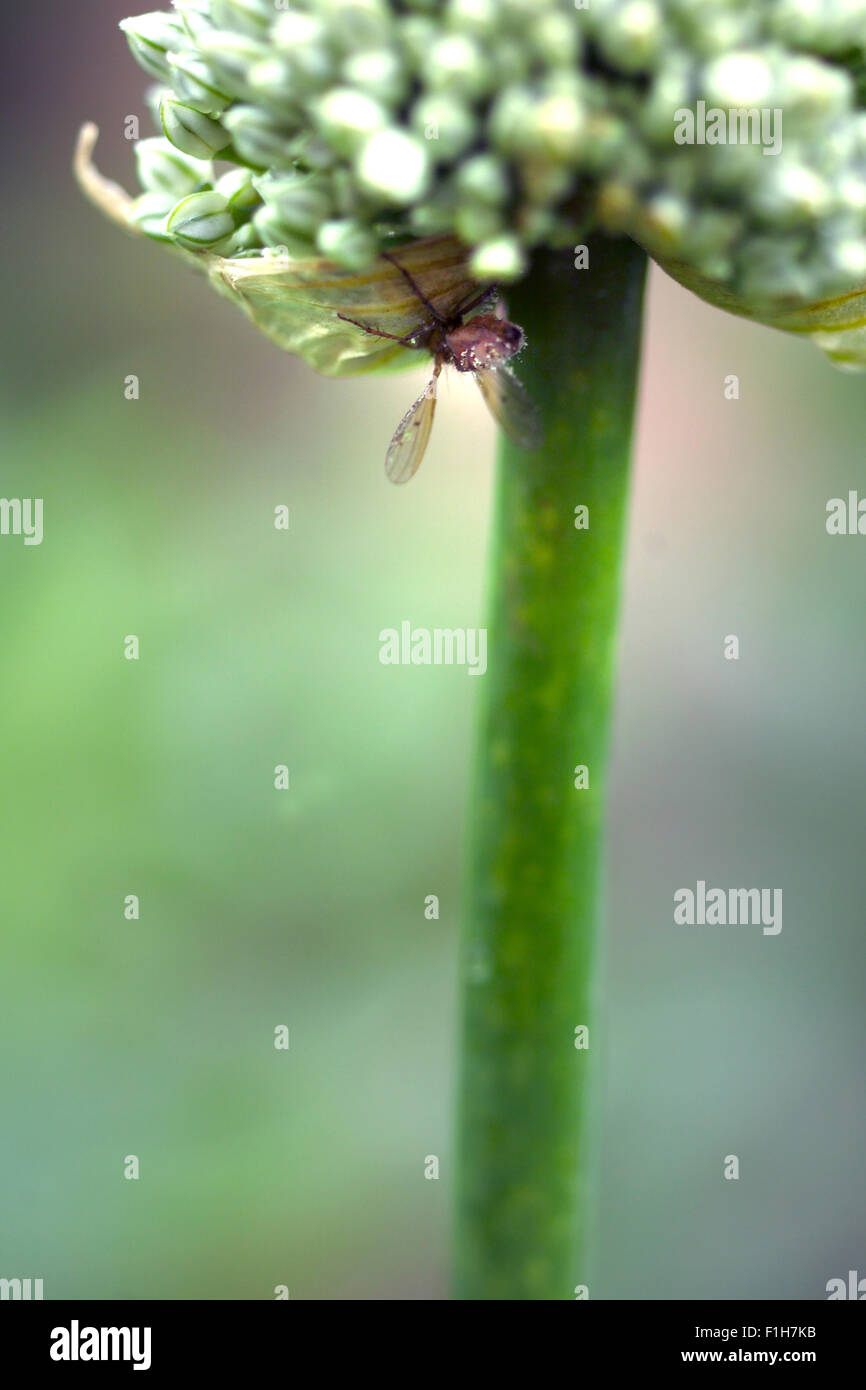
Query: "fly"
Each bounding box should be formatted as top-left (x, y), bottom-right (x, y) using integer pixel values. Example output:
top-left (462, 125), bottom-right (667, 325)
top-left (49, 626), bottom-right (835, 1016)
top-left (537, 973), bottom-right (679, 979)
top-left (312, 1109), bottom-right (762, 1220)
top-left (338, 252), bottom-right (542, 483)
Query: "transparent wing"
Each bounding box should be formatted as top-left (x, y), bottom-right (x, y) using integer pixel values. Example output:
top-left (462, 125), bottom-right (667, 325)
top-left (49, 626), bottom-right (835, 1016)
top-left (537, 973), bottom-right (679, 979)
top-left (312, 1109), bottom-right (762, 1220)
top-left (475, 365), bottom-right (542, 450)
top-left (385, 374), bottom-right (439, 483)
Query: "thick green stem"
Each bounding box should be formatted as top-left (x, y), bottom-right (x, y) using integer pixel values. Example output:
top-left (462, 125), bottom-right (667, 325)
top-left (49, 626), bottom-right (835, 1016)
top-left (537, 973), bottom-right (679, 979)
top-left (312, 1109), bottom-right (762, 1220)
top-left (454, 236), bottom-right (648, 1300)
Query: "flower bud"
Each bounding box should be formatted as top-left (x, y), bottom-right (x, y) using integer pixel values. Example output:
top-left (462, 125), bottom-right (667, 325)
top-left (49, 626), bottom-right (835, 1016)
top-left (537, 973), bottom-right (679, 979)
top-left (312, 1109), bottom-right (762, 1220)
top-left (209, 0), bottom-right (272, 37)
top-left (246, 60), bottom-right (304, 118)
top-left (342, 49), bottom-right (408, 108)
top-left (128, 191), bottom-right (176, 239)
top-left (316, 217), bottom-right (378, 269)
top-left (196, 31), bottom-right (269, 98)
top-left (221, 105), bottom-right (292, 167)
top-left (595, 1), bottom-right (664, 74)
top-left (119, 13), bottom-right (184, 83)
top-left (215, 166), bottom-right (260, 212)
top-left (272, 12), bottom-right (333, 92)
top-left (134, 137), bottom-right (211, 196)
top-left (167, 52), bottom-right (233, 115)
top-left (446, 0), bottom-right (498, 40)
top-left (160, 97), bottom-right (230, 159)
top-left (411, 96), bottom-right (476, 162)
top-left (520, 94), bottom-right (586, 163)
top-left (426, 34), bottom-right (490, 99)
top-left (454, 203), bottom-right (504, 245)
top-left (312, 88), bottom-right (388, 157)
top-left (454, 154), bottom-right (510, 206)
top-left (166, 189), bottom-right (236, 248)
top-left (254, 170), bottom-right (334, 234)
top-left (751, 165), bottom-right (832, 227)
top-left (355, 129), bottom-right (431, 206)
top-left (703, 52), bottom-right (774, 110)
top-left (399, 17), bottom-right (437, 70)
top-left (408, 189), bottom-right (458, 236)
top-left (468, 234), bottom-right (527, 282)
top-left (220, 220), bottom-right (262, 255)
top-left (316, 0), bottom-right (389, 51)
top-left (532, 13), bottom-right (582, 69)
top-left (252, 204), bottom-right (317, 257)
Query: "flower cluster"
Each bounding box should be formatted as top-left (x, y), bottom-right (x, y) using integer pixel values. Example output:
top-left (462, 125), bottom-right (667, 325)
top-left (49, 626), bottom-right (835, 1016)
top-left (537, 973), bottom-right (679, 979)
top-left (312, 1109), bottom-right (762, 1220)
top-left (121, 0), bottom-right (866, 300)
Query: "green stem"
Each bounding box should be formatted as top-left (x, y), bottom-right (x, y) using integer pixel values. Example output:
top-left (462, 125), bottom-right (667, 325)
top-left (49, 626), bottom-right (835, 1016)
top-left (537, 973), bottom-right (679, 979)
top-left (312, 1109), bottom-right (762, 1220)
top-left (454, 236), bottom-right (648, 1300)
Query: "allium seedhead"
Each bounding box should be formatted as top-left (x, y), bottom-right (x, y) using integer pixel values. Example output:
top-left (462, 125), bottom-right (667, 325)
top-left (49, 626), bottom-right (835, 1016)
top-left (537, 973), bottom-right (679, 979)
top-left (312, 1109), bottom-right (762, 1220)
top-left (78, 2), bottom-right (866, 367)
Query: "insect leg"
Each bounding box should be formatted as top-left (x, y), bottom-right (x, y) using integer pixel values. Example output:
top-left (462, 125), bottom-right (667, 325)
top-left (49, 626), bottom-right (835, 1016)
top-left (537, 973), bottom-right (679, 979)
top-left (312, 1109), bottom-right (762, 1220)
top-left (380, 251), bottom-right (447, 324)
top-left (336, 312), bottom-right (408, 342)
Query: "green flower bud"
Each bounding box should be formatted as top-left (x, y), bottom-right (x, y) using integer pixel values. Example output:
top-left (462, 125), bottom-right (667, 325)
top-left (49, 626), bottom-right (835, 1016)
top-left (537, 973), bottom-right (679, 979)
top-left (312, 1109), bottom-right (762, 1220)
top-left (245, 60), bottom-right (304, 118)
top-left (703, 51), bottom-right (774, 110)
top-left (487, 86), bottom-right (534, 156)
top-left (776, 55), bottom-right (851, 125)
top-left (144, 81), bottom-right (172, 129)
top-left (221, 105), bottom-right (293, 166)
top-left (272, 12), bottom-right (334, 92)
top-left (356, 128), bottom-right (431, 206)
top-left (454, 153), bottom-right (511, 206)
top-left (521, 94), bottom-right (587, 164)
top-left (342, 49), bottom-right (408, 107)
top-left (580, 111), bottom-right (629, 175)
top-left (166, 189), bottom-right (236, 248)
top-left (751, 164), bottom-right (832, 227)
top-left (837, 172), bottom-right (866, 218)
top-left (215, 165), bottom-right (260, 211)
top-left (826, 235), bottom-right (866, 284)
top-left (312, 88), bottom-right (388, 156)
top-left (595, 1), bottom-right (664, 74)
top-left (398, 16), bottom-right (437, 71)
top-left (532, 12), bottom-right (582, 70)
top-left (209, 0), bottom-right (272, 37)
top-left (252, 204), bottom-right (318, 256)
top-left (520, 160), bottom-right (574, 208)
top-left (166, 51), bottom-right (233, 115)
top-left (491, 38), bottom-right (531, 88)
top-left (737, 235), bottom-right (814, 302)
top-left (128, 190), bottom-right (176, 239)
top-left (636, 191), bottom-right (690, 250)
top-left (160, 97), bottom-right (230, 158)
top-left (254, 170), bottom-right (334, 235)
top-left (445, 0), bottom-right (497, 40)
top-left (408, 188), bottom-right (458, 236)
top-left (119, 13), bottom-right (185, 82)
top-left (134, 136), bottom-right (211, 196)
top-left (680, 207), bottom-right (741, 262)
top-left (468, 234), bottom-right (527, 282)
top-left (319, 0), bottom-right (391, 52)
top-left (454, 202), bottom-right (504, 245)
top-left (426, 34), bottom-right (490, 99)
top-left (315, 217), bottom-right (379, 268)
top-left (639, 56), bottom-right (694, 145)
top-left (220, 219), bottom-right (262, 254)
top-left (411, 95), bottom-right (476, 162)
top-left (196, 31), bottom-right (269, 99)
top-left (285, 130), bottom-right (339, 171)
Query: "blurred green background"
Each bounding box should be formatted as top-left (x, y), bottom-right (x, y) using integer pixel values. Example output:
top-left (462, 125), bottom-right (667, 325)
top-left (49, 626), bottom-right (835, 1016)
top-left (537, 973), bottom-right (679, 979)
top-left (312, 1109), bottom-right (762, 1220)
top-left (1, 3), bottom-right (863, 1300)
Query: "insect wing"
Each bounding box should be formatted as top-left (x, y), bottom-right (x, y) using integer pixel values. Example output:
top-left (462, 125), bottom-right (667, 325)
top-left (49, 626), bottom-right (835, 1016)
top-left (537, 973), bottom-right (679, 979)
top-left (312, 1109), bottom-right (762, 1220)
top-left (385, 375), bottom-right (439, 483)
top-left (475, 365), bottom-right (542, 450)
top-left (215, 235), bottom-right (477, 377)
